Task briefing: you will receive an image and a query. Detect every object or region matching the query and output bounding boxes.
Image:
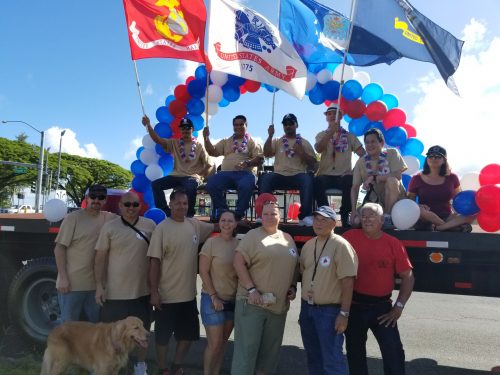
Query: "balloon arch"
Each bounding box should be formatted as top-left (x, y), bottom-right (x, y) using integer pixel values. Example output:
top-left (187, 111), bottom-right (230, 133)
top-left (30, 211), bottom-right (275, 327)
top-left (129, 63), bottom-right (500, 232)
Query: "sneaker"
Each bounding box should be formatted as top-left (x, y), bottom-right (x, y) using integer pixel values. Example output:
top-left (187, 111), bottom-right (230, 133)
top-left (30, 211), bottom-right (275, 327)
top-left (134, 362), bottom-right (147, 375)
top-left (298, 216), bottom-right (314, 227)
top-left (255, 217), bottom-right (262, 224)
top-left (383, 214), bottom-right (395, 229)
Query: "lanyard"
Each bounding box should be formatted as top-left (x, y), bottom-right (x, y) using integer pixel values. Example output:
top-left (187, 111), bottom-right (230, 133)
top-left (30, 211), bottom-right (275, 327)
top-left (311, 237), bottom-right (329, 287)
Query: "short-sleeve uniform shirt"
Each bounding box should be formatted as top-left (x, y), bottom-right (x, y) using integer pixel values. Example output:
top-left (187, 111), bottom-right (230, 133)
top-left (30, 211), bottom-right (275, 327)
top-left (147, 217), bottom-right (214, 303)
top-left (95, 216), bottom-right (156, 300)
top-left (315, 130), bottom-right (362, 176)
top-left (55, 209), bottom-right (117, 291)
top-left (270, 137), bottom-right (316, 176)
top-left (213, 136), bottom-right (263, 173)
top-left (162, 139), bottom-right (210, 181)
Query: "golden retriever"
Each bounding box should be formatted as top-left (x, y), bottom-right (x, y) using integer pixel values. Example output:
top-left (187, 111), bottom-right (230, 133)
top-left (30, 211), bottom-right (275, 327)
top-left (40, 316), bottom-right (149, 375)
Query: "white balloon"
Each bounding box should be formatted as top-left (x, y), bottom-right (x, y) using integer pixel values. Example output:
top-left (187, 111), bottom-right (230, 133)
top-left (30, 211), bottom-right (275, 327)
top-left (210, 71), bottom-right (228, 86)
top-left (331, 65), bottom-right (354, 82)
top-left (391, 199), bottom-right (420, 230)
top-left (43, 199), bottom-right (67, 222)
top-left (207, 84), bottom-right (223, 103)
top-left (140, 148), bottom-right (159, 165)
top-left (353, 71), bottom-right (371, 87)
top-left (142, 134), bottom-right (156, 149)
top-left (306, 72), bottom-right (317, 92)
top-left (145, 164), bottom-right (164, 181)
top-left (403, 155), bottom-right (420, 175)
top-left (460, 172), bottom-right (480, 191)
top-left (207, 105), bottom-right (218, 116)
top-left (316, 68), bottom-right (332, 84)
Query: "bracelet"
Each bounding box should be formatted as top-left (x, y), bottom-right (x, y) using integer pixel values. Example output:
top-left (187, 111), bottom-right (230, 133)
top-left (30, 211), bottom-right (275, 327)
top-left (247, 287), bottom-right (257, 294)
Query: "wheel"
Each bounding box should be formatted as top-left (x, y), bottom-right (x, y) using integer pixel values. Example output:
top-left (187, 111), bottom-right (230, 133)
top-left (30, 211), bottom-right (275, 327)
top-left (7, 257), bottom-right (60, 345)
top-left (0, 254), bottom-right (17, 327)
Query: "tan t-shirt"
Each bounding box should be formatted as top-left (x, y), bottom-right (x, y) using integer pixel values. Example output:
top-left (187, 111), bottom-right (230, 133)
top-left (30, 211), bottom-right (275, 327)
top-left (147, 217), bottom-right (214, 303)
top-left (352, 148), bottom-right (408, 205)
top-left (300, 232), bottom-right (358, 305)
top-left (315, 130), bottom-right (362, 176)
top-left (270, 137), bottom-right (316, 176)
top-left (95, 216), bottom-right (156, 300)
top-left (162, 139), bottom-right (210, 181)
top-left (236, 227), bottom-right (298, 314)
top-left (55, 209), bottom-right (117, 291)
top-left (213, 136), bottom-right (263, 173)
top-left (199, 236), bottom-right (239, 301)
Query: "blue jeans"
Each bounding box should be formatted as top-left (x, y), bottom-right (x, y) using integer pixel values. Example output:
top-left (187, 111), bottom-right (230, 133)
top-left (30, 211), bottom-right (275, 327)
top-left (58, 291), bottom-right (100, 323)
top-left (299, 300), bottom-right (347, 375)
top-left (152, 175), bottom-right (200, 217)
top-left (206, 171), bottom-right (256, 219)
top-left (345, 301), bottom-right (406, 375)
top-left (259, 172), bottom-right (313, 219)
top-left (200, 293), bottom-right (235, 326)
top-left (314, 174), bottom-right (353, 222)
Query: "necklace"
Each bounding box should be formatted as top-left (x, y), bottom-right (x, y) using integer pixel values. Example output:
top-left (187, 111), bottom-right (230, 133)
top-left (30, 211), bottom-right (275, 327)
top-left (233, 133), bottom-right (249, 153)
top-left (282, 134), bottom-right (302, 158)
top-left (365, 151), bottom-right (390, 175)
top-left (179, 138), bottom-right (197, 162)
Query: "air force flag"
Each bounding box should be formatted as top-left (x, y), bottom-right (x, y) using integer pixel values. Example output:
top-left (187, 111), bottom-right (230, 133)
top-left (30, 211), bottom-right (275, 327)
top-left (208, 0), bottom-right (307, 99)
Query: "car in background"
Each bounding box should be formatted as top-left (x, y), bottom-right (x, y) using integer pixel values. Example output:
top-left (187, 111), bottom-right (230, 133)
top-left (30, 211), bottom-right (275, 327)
top-left (6, 205), bottom-right (35, 214)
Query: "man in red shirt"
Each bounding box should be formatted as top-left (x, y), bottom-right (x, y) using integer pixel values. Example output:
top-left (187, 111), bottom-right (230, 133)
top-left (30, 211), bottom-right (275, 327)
top-left (342, 203), bottom-right (415, 375)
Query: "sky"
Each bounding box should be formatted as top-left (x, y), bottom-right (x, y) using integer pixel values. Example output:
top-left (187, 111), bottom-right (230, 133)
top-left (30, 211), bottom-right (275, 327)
top-left (1, 0), bottom-right (499, 179)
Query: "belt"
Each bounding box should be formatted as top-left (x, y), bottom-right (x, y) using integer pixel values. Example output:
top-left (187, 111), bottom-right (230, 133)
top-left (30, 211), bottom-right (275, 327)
top-left (352, 292), bottom-right (391, 304)
top-left (301, 299), bottom-right (341, 308)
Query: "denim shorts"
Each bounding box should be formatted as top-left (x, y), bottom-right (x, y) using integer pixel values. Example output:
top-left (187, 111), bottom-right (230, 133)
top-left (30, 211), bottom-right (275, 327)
top-left (200, 292), bottom-right (235, 326)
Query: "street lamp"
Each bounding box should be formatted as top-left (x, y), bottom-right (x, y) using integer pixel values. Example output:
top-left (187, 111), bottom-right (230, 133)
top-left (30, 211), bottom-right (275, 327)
top-left (1, 120), bottom-right (44, 213)
top-left (45, 147), bottom-right (51, 203)
top-left (56, 129), bottom-right (66, 190)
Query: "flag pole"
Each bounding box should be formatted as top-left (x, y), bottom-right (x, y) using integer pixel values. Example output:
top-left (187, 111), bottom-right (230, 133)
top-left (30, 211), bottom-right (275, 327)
top-left (133, 60), bottom-right (146, 116)
top-left (271, 0), bottom-right (281, 126)
top-left (335, 0), bottom-right (359, 123)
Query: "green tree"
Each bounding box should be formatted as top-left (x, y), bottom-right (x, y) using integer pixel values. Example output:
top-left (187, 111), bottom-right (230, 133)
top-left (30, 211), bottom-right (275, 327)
top-left (0, 137), bottom-right (132, 206)
top-left (15, 132), bottom-right (28, 143)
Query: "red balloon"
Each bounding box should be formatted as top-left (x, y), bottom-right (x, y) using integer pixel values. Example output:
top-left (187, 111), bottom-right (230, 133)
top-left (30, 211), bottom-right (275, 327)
top-left (174, 85), bottom-right (191, 103)
top-left (169, 100), bottom-right (187, 118)
top-left (346, 99), bottom-right (366, 119)
top-left (479, 164), bottom-right (500, 186)
top-left (383, 108), bottom-right (407, 129)
top-left (477, 211), bottom-right (500, 232)
top-left (365, 100), bottom-right (388, 121)
top-left (255, 193), bottom-right (278, 218)
top-left (243, 79), bottom-right (261, 93)
top-left (170, 118), bottom-right (182, 139)
top-left (239, 86), bottom-right (247, 94)
top-left (324, 100), bottom-right (333, 107)
top-left (288, 202), bottom-right (301, 220)
top-left (475, 184), bottom-right (500, 214)
top-left (185, 75), bottom-right (195, 85)
top-left (401, 123), bottom-right (417, 138)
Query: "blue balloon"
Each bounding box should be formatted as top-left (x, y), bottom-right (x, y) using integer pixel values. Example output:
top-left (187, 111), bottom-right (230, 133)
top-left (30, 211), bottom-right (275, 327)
top-left (321, 80), bottom-right (340, 100)
top-left (195, 65), bottom-right (208, 81)
top-left (417, 154), bottom-right (426, 169)
top-left (142, 188), bottom-right (155, 208)
top-left (307, 63), bottom-right (326, 73)
top-left (186, 114), bottom-right (204, 131)
top-left (361, 83), bottom-right (384, 104)
top-left (343, 114), bottom-right (352, 123)
top-left (342, 80), bottom-right (363, 100)
top-left (401, 138), bottom-right (424, 157)
top-left (187, 79), bottom-right (206, 99)
top-left (366, 122), bottom-right (386, 137)
top-left (348, 116), bottom-right (370, 136)
top-left (453, 190), bottom-right (480, 216)
top-left (263, 84), bottom-right (279, 93)
top-left (192, 130), bottom-right (199, 138)
top-left (381, 94), bottom-right (399, 110)
top-left (158, 154), bottom-right (174, 174)
top-left (186, 98), bottom-right (204, 116)
top-left (218, 98), bottom-right (230, 107)
top-left (155, 143), bottom-right (167, 156)
top-left (326, 63), bottom-right (339, 72)
top-left (222, 83), bottom-right (240, 102)
top-left (165, 95), bottom-right (176, 106)
top-left (144, 208), bottom-right (167, 224)
top-left (154, 123), bottom-right (173, 138)
top-left (227, 75), bottom-right (246, 87)
top-left (385, 127), bottom-right (408, 147)
top-left (156, 106), bottom-right (174, 123)
top-left (136, 146), bottom-right (145, 160)
top-left (401, 174), bottom-right (412, 190)
top-left (131, 174), bottom-right (150, 193)
top-left (308, 83), bottom-right (325, 105)
top-left (130, 160), bottom-right (146, 176)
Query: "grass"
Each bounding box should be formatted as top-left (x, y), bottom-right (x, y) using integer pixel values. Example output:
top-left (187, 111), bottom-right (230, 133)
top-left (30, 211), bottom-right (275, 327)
top-left (0, 356), bottom-right (40, 375)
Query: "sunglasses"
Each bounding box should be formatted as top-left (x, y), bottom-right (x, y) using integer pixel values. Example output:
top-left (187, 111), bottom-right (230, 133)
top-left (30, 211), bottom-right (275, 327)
top-left (123, 202), bottom-right (140, 208)
top-left (428, 154), bottom-right (443, 159)
top-left (89, 194), bottom-right (106, 200)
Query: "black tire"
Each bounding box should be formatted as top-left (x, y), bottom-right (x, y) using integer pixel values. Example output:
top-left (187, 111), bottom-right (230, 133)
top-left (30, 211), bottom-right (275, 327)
top-left (7, 257), bottom-right (60, 346)
top-left (0, 254), bottom-right (17, 328)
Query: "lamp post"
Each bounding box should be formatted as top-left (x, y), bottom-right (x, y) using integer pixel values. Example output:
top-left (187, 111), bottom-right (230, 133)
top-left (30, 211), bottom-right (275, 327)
top-left (1, 120), bottom-right (44, 213)
top-left (45, 147), bottom-right (51, 203)
top-left (56, 129), bottom-right (66, 190)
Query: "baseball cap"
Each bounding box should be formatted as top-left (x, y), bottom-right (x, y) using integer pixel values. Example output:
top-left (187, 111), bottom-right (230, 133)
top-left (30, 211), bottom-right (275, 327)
top-left (313, 205), bottom-right (337, 220)
top-left (324, 103), bottom-right (342, 114)
top-left (179, 118), bottom-right (194, 129)
top-left (282, 113), bottom-right (297, 123)
top-left (87, 184), bottom-right (107, 196)
top-left (426, 145), bottom-right (447, 158)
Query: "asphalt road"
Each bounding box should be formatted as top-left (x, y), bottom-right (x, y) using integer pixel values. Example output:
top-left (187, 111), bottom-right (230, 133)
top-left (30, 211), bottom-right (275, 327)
top-left (169, 281), bottom-right (500, 374)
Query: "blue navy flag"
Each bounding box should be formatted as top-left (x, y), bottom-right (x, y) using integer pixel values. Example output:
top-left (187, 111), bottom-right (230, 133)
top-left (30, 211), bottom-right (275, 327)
top-left (354, 0), bottom-right (464, 94)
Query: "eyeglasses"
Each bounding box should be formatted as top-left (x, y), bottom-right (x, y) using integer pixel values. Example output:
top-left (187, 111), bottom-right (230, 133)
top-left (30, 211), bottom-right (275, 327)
top-left (89, 194), bottom-right (106, 200)
top-left (428, 154), bottom-right (443, 159)
top-left (123, 202), bottom-right (140, 208)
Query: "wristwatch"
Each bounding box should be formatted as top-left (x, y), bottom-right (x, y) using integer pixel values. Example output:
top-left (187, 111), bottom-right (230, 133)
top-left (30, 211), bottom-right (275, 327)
top-left (339, 310), bottom-right (350, 318)
top-left (395, 301), bottom-right (405, 309)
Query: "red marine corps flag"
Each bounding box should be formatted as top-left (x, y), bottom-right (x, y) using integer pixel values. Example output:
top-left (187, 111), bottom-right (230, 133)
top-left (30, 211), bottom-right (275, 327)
top-left (123, 0), bottom-right (207, 62)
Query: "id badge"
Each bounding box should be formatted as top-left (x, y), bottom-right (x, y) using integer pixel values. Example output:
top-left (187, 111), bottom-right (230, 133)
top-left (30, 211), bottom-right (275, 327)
top-left (307, 290), bottom-right (314, 305)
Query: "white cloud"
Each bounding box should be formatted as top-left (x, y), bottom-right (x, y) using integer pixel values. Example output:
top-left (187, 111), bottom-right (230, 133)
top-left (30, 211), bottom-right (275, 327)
top-left (177, 60), bottom-right (199, 82)
top-left (143, 83), bottom-right (154, 97)
top-left (410, 19), bottom-right (500, 176)
top-left (124, 136), bottom-right (143, 161)
top-left (44, 127), bottom-right (103, 159)
top-left (462, 18), bottom-right (487, 52)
